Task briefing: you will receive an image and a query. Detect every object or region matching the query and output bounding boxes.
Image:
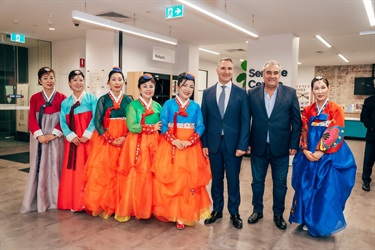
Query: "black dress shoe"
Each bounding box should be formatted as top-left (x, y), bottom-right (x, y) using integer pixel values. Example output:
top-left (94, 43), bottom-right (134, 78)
top-left (230, 214), bottom-right (243, 229)
top-left (362, 182), bottom-right (370, 192)
top-left (273, 215), bottom-right (287, 230)
top-left (247, 211), bottom-right (263, 224)
top-left (204, 211), bottom-right (223, 224)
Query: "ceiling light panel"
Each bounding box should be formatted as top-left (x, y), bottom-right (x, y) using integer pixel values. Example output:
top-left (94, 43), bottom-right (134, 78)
top-left (177, 0), bottom-right (258, 38)
top-left (72, 10), bottom-right (177, 45)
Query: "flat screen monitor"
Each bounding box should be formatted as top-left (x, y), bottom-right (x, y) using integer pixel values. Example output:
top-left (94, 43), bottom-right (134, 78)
top-left (354, 77), bottom-right (375, 95)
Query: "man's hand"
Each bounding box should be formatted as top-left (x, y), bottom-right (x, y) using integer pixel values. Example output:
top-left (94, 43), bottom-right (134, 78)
top-left (203, 148), bottom-right (209, 157)
top-left (236, 149), bottom-right (246, 157)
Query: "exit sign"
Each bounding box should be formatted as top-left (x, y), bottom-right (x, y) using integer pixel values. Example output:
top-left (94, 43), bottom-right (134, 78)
top-left (10, 33), bottom-right (25, 43)
top-left (165, 5), bottom-right (183, 19)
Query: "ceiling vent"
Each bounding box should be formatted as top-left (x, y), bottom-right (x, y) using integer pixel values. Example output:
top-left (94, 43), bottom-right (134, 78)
top-left (226, 48), bottom-right (246, 53)
top-left (96, 11), bottom-right (133, 22)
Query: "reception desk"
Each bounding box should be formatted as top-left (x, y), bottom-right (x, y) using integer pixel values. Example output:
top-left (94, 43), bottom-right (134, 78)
top-left (345, 117), bottom-right (366, 139)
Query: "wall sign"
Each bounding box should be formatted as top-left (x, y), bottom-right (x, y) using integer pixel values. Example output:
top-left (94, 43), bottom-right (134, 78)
top-left (165, 5), bottom-right (183, 19)
top-left (296, 83), bottom-right (311, 109)
top-left (80, 58), bottom-right (85, 68)
top-left (10, 33), bottom-right (25, 43)
top-left (152, 46), bottom-right (175, 64)
top-left (247, 68), bottom-right (288, 88)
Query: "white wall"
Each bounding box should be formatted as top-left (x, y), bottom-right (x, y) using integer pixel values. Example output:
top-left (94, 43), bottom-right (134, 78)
top-left (297, 65), bottom-right (315, 87)
top-left (122, 35), bottom-right (176, 75)
top-left (85, 30), bottom-right (118, 97)
top-left (52, 38), bottom-right (85, 96)
top-left (247, 33), bottom-right (299, 88)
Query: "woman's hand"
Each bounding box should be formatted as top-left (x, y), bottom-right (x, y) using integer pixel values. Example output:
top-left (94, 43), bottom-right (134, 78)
top-left (172, 139), bottom-right (184, 150)
top-left (181, 140), bottom-right (192, 148)
top-left (71, 136), bottom-right (81, 146)
top-left (154, 121), bottom-right (162, 131)
top-left (112, 136), bottom-right (125, 146)
top-left (37, 135), bottom-right (49, 144)
top-left (311, 150), bottom-right (324, 160)
top-left (45, 134), bottom-right (57, 142)
top-left (79, 136), bottom-right (89, 143)
top-left (303, 149), bottom-right (323, 161)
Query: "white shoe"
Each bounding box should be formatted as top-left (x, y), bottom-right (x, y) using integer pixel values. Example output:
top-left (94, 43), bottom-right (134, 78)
top-left (302, 225), bottom-right (308, 231)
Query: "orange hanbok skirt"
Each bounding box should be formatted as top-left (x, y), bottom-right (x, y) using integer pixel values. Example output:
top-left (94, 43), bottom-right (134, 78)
top-left (82, 118), bottom-right (127, 218)
top-left (115, 131), bottom-right (160, 222)
top-left (151, 127), bottom-right (211, 226)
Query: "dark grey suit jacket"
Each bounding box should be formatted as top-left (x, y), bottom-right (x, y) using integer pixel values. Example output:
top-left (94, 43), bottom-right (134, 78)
top-left (248, 83), bottom-right (301, 157)
top-left (201, 83), bottom-right (250, 154)
top-left (361, 95), bottom-right (375, 143)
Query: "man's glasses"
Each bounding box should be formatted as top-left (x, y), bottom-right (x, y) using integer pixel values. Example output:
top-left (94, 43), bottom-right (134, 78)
top-left (142, 73), bottom-right (153, 80)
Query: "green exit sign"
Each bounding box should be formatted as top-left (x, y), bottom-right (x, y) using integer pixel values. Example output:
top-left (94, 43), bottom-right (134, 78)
top-left (10, 33), bottom-right (25, 43)
top-left (165, 5), bottom-right (183, 19)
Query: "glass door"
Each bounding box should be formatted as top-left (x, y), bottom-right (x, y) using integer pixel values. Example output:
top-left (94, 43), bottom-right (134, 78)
top-left (0, 33), bottom-right (51, 147)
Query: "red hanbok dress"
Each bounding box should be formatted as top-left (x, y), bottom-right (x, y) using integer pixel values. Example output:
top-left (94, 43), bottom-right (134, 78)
top-left (57, 91), bottom-right (97, 211)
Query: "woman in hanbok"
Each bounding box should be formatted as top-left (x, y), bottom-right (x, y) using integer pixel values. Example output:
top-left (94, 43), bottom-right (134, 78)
top-left (58, 70), bottom-right (97, 212)
top-left (20, 67), bottom-right (66, 213)
top-left (152, 72), bottom-right (211, 230)
top-left (289, 76), bottom-right (356, 237)
top-left (83, 67), bottom-right (132, 218)
top-left (115, 74), bottom-right (162, 222)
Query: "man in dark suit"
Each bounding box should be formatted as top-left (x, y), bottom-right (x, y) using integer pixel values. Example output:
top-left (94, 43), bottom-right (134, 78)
top-left (360, 84), bottom-right (375, 192)
top-left (247, 60), bottom-right (301, 230)
top-left (201, 58), bottom-right (250, 229)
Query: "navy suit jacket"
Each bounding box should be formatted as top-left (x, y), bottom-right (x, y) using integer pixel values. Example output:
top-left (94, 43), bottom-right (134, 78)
top-left (248, 83), bottom-right (301, 157)
top-left (201, 83), bottom-right (250, 154)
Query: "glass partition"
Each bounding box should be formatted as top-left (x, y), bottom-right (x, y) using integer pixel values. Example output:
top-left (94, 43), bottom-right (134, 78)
top-left (0, 33), bottom-right (51, 147)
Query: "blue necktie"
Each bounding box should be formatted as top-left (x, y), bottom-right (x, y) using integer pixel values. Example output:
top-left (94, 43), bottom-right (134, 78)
top-left (219, 85), bottom-right (226, 118)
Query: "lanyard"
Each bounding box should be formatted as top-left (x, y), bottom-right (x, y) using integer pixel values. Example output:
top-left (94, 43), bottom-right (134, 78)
top-left (316, 99), bottom-right (329, 116)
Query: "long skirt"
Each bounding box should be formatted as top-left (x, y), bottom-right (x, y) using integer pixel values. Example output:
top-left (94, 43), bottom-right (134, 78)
top-left (152, 127), bottom-right (211, 226)
top-left (115, 131), bottom-right (159, 222)
top-left (83, 118), bottom-right (127, 218)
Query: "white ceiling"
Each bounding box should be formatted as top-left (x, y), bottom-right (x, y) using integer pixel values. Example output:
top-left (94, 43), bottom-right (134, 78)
top-left (0, 0), bottom-right (374, 67)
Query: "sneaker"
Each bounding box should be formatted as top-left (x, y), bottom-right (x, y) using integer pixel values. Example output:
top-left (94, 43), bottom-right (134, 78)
top-left (302, 225), bottom-right (308, 231)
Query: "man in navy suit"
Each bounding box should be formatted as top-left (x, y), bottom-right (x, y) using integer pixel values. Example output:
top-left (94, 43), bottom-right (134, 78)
top-left (201, 58), bottom-right (250, 229)
top-left (360, 83), bottom-right (375, 192)
top-left (247, 60), bottom-right (301, 230)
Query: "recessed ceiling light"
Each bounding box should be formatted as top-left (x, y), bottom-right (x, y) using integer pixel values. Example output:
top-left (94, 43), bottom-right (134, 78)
top-left (363, 0), bottom-right (375, 26)
top-left (199, 48), bottom-right (220, 55)
top-left (177, 0), bottom-right (258, 38)
top-left (338, 53), bottom-right (349, 62)
top-left (49, 27), bottom-right (55, 31)
top-left (359, 30), bottom-right (375, 35)
top-left (72, 10), bottom-right (178, 45)
top-left (315, 35), bottom-right (332, 48)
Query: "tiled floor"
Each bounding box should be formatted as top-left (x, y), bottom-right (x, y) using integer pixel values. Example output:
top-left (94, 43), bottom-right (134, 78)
top-left (0, 138), bottom-right (374, 250)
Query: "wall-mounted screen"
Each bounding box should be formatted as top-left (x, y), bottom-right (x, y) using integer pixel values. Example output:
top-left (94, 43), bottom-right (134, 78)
top-left (354, 77), bottom-right (375, 95)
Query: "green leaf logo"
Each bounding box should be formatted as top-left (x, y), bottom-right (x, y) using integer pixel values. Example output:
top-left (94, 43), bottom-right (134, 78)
top-left (236, 60), bottom-right (247, 89)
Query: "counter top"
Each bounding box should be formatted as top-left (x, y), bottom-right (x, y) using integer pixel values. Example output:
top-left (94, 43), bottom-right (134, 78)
top-left (345, 117), bottom-right (360, 121)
